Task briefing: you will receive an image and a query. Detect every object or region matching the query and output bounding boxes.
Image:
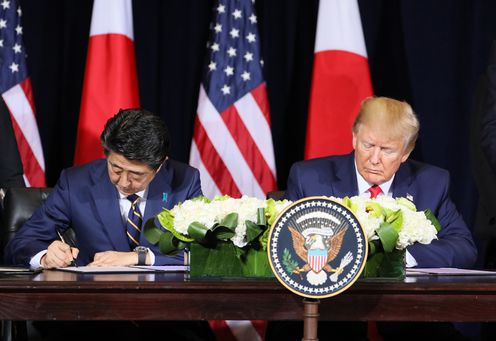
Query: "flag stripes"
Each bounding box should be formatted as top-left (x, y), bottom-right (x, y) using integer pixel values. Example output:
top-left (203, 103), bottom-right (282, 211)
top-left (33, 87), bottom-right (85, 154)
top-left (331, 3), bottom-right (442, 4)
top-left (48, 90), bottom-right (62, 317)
top-left (2, 82), bottom-right (45, 187)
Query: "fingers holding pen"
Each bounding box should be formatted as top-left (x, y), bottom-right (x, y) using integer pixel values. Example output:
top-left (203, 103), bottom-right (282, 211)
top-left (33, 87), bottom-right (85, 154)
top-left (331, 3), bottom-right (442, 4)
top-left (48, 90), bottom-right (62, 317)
top-left (41, 241), bottom-right (79, 268)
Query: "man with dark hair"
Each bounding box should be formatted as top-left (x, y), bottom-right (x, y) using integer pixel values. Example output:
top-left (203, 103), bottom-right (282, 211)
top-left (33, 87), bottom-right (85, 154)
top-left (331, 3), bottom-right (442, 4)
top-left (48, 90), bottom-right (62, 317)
top-left (5, 108), bottom-right (202, 268)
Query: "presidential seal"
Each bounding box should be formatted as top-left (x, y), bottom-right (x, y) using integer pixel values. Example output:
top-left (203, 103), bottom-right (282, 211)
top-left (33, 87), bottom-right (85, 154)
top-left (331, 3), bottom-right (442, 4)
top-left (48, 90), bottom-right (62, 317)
top-left (268, 197), bottom-right (368, 299)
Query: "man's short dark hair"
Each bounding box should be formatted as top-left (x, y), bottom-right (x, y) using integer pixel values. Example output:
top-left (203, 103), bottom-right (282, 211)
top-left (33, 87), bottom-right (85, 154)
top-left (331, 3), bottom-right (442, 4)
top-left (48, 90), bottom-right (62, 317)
top-left (100, 108), bottom-right (170, 170)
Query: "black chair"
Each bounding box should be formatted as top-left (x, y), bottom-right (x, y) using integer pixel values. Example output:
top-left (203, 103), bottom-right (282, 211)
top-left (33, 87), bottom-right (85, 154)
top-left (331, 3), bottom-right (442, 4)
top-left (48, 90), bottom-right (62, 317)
top-left (0, 187), bottom-right (52, 264)
top-left (0, 187), bottom-right (52, 341)
top-left (266, 190), bottom-right (285, 200)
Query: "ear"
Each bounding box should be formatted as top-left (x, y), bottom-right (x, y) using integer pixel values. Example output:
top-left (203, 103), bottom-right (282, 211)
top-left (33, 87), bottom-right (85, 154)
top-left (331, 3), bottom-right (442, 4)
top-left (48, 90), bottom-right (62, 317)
top-left (352, 133), bottom-right (358, 150)
top-left (400, 150), bottom-right (411, 163)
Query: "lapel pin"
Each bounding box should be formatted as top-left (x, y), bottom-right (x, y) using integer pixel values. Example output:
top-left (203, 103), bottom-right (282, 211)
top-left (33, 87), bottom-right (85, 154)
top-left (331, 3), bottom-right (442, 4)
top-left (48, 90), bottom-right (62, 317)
top-left (162, 192), bottom-right (168, 203)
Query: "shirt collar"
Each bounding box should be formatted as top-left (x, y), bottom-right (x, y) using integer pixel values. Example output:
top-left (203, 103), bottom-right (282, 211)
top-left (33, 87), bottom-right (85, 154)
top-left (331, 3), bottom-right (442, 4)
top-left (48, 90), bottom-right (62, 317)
top-left (118, 188), bottom-right (148, 200)
top-left (354, 160), bottom-right (395, 197)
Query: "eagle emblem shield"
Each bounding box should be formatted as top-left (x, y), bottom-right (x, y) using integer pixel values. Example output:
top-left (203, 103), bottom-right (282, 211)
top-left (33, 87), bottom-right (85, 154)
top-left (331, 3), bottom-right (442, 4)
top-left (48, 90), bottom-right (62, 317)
top-left (268, 197), bottom-right (367, 299)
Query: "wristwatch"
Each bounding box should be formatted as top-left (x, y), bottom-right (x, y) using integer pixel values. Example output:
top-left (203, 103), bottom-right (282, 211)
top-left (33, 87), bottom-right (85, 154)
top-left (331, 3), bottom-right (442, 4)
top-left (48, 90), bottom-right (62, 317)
top-left (133, 246), bottom-right (148, 265)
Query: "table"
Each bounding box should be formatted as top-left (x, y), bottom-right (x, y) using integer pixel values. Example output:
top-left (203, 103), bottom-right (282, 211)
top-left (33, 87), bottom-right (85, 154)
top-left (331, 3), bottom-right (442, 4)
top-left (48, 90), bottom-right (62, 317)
top-left (1, 271), bottom-right (496, 322)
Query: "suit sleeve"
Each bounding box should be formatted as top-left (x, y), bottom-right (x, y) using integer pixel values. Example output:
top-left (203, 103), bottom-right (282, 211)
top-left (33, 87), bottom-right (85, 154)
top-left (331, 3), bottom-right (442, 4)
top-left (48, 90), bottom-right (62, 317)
top-left (407, 172), bottom-right (477, 268)
top-left (285, 163), bottom-right (304, 200)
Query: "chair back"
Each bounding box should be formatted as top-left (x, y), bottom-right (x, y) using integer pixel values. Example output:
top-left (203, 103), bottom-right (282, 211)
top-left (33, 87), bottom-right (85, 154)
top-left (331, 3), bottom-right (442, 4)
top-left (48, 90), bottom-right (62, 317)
top-left (266, 190), bottom-right (285, 200)
top-left (0, 187), bottom-right (52, 262)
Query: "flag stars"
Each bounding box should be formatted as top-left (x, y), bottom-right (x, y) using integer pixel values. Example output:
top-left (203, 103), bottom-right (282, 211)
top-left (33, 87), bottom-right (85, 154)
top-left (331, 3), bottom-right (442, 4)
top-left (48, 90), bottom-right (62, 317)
top-left (229, 28), bottom-right (239, 39)
top-left (0, 39), bottom-right (3, 47)
top-left (249, 14), bottom-right (257, 24)
top-left (211, 42), bottom-right (220, 52)
top-left (227, 46), bottom-right (237, 57)
top-left (217, 4), bottom-right (225, 13)
top-left (9, 62), bottom-right (19, 73)
top-left (17, 5), bottom-right (21, 16)
top-left (232, 9), bottom-right (242, 19)
top-left (221, 84), bottom-right (231, 95)
top-left (208, 61), bottom-right (217, 71)
top-left (214, 23), bottom-right (222, 33)
top-left (1, 0), bottom-right (10, 10)
top-left (224, 66), bottom-right (234, 76)
top-left (241, 71), bottom-right (251, 81)
top-left (15, 24), bottom-right (22, 35)
top-left (244, 52), bottom-right (254, 62)
top-left (12, 43), bottom-right (21, 53)
top-left (246, 32), bottom-right (256, 43)
top-left (0, 19), bottom-right (6, 29)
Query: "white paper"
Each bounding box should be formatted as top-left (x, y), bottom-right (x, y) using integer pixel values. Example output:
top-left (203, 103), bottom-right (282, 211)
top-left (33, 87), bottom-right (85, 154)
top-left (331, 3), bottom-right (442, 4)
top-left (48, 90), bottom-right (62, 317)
top-left (57, 266), bottom-right (156, 273)
top-left (406, 267), bottom-right (496, 276)
top-left (56, 265), bottom-right (188, 273)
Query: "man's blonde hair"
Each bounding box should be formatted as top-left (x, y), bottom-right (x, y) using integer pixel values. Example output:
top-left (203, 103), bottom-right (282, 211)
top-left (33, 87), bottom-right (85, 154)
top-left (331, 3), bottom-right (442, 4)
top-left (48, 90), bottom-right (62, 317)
top-left (352, 97), bottom-right (419, 152)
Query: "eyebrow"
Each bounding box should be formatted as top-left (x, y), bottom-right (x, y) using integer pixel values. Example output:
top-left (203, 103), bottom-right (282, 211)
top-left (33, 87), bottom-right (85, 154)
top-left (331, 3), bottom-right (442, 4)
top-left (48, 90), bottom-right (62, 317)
top-left (109, 161), bottom-right (145, 176)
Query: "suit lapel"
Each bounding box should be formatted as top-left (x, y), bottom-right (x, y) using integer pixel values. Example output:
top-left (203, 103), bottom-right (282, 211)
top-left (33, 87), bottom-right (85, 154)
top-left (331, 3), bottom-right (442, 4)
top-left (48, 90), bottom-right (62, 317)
top-left (392, 161), bottom-right (414, 199)
top-left (333, 153), bottom-right (359, 197)
top-left (90, 162), bottom-right (129, 250)
top-left (144, 164), bottom-right (172, 221)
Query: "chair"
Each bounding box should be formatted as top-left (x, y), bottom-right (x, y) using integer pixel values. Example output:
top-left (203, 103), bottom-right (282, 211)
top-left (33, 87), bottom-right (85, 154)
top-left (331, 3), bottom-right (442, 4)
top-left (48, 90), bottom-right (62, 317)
top-left (0, 187), bottom-right (52, 263)
top-left (266, 190), bottom-right (285, 200)
top-left (0, 187), bottom-right (52, 341)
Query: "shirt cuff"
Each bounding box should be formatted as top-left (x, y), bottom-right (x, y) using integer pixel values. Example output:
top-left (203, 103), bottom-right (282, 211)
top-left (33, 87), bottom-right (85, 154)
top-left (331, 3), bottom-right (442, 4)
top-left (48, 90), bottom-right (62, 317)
top-left (30, 249), bottom-right (47, 269)
top-left (405, 250), bottom-right (418, 268)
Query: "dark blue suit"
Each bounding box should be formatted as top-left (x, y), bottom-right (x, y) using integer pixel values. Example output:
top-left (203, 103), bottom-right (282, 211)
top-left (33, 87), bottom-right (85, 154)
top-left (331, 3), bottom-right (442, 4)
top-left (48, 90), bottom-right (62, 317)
top-left (285, 152), bottom-right (477, 268)
top-left (5, 158), bottom-right (202, 266)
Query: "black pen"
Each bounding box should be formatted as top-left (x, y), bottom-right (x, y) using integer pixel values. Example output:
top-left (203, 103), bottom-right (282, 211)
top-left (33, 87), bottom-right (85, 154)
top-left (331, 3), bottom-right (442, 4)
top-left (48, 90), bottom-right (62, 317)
top-left (56, 230), bottom-right (77, 267)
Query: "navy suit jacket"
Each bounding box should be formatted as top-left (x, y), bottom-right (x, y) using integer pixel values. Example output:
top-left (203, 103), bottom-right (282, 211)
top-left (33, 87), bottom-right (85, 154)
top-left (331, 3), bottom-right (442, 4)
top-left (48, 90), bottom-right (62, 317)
top-left (5, 158), bottom-right (202, 266)
top-left (285, 153), bottom-right (477, 268)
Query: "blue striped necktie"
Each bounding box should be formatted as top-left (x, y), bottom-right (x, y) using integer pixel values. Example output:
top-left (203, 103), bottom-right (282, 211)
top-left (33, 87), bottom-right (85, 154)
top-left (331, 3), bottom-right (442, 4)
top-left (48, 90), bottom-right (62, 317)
top-left (126, 194), bottom-right (142, 249)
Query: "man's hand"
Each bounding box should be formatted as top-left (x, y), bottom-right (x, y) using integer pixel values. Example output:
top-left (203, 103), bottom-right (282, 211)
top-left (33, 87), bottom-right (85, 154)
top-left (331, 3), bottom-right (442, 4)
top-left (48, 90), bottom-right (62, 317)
top-left (41, 241), bottom-right (79, 269)
top-left (89, 251), bottom-right (138, 267)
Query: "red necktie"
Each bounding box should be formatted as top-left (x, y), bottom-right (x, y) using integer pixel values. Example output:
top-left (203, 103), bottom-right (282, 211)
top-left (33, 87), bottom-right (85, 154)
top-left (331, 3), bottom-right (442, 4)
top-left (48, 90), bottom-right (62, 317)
top-left (368, 185), bottom-right (382, 199)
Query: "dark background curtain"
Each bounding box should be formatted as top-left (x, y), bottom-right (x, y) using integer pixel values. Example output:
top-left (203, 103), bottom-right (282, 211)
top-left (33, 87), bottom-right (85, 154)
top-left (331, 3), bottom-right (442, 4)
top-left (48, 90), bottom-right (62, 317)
top-left (19, 0), bottom-right (496, 242)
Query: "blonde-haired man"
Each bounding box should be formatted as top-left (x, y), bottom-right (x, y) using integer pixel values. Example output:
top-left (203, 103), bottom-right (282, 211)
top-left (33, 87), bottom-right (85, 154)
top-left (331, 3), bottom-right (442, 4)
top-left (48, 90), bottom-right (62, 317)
top-left (286, 97), bottom-right (476, 268)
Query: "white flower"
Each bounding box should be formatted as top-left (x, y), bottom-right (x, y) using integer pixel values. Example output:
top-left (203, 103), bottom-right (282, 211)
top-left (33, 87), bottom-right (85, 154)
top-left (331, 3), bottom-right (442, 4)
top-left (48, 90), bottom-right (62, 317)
top-left (330, 195), bottom-right (438, 250)
top-left (171, 200), bottom-right (217, 234)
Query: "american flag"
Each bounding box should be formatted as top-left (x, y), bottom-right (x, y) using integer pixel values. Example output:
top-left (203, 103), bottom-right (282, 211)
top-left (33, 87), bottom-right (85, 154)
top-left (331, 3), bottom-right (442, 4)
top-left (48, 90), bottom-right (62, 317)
top-left (190, 0), bottom-right (277, 200)
top-left (189, 0), bottom-right (275, 340)
top-left (0, 0), bottom-right (45, 187)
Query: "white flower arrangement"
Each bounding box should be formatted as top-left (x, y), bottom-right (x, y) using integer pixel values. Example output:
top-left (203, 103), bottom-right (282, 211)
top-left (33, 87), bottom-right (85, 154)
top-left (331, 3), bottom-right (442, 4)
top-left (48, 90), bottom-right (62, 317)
top-left (330, 195), bottom-right (439, 251)
top-left (144, 195), bottom-right (292, 254)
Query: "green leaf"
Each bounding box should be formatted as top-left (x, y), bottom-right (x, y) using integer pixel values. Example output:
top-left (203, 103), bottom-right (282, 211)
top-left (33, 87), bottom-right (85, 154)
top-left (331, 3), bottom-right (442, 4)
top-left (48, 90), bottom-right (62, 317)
top-left (143, 218), bottom-right (163, 244)
top-left (245, 220), bottom-right (263, 243)
top-left (219, 212), bottom-right (238, 228)
top-left (396, 197), bottom-right (416, 211)
top-left (212, 225), bottom-right (236, 240)
top-left (158, 232), bottom-right (186, 255)
top-left (265, 198), bottom-right (278, 226)
top-left (187, 222), bottom-right (210, 242)
top-left (377, 222), bottom-right (399, 253)
top-left (256, 207), bottom-right (266, 226)
top-left (362, 252), bottom-right (384, 277)
top-left (342, 196), bottom-right (358, 213)
top-left (259, 226), bottom-right (270, 251)
top-left (157, 209), bottom-right (174, 230)
top-left (424, 209), bottom-right (442, 232)
top-left (156, 209), bottom-right (193, 242)
top-left (282, 248), bottom-right (299, 273)
top-left (366, 201), bottom-right (386, 219)
top-left (385, 208), bottom-right (403, 232)
top-left (191, 195), bottom-right (211, 203)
